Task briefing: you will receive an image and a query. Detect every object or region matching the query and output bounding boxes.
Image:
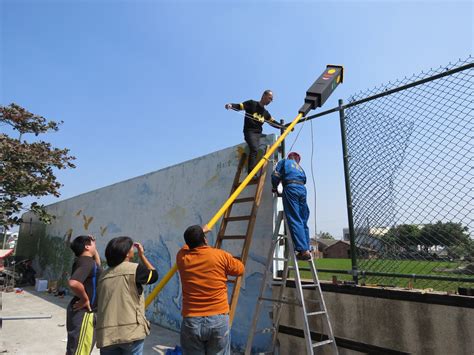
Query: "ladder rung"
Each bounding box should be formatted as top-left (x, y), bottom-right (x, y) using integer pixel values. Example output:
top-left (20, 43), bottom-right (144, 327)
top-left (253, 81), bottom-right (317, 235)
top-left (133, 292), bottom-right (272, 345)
top-left (255, 327), bottom-right (276, 334)
top-left (234, 197), bottom-right (255, 203)
top-left (235, 178), bottom-right (259, 187)
top-left (273, 257), bottom-right (289, 262)
top-left (225, 216), bottom-right (252, 222)
top-left (270, 281), bottom-right (284, 286)
top-left (313, 340), bottom-right (334, 348)
top-left (301, 284), bottom-right (318, 288)
top-left (220, 235), bottom-right (247, 240)
top-left (246, 178), bottom-right (259, 185)
top-left (307, 311), bottom-right (326, 316)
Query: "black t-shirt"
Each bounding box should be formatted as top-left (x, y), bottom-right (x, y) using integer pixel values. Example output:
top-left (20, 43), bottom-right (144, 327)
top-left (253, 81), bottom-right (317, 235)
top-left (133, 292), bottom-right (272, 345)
top-left (135, 264), bottom-right (159, 295)
top-left (237, 100), bottom-right (272, 133)
top-left (70, 256), bottom-right (102, 310)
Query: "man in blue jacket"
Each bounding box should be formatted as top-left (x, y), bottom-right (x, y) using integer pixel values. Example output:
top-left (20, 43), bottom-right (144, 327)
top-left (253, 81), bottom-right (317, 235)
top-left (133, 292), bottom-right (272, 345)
top-left (271, 152), bottom-right (311, 260)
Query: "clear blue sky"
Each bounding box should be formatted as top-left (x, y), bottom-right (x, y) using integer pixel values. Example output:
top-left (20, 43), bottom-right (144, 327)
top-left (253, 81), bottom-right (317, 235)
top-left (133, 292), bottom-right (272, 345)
top-left (1, 0), bottom-right (472, 237)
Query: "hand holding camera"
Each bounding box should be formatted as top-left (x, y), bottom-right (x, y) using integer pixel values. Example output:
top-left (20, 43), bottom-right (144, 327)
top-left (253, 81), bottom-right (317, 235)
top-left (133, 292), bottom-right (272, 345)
top-left (133, 242), bottom-right (145, 256)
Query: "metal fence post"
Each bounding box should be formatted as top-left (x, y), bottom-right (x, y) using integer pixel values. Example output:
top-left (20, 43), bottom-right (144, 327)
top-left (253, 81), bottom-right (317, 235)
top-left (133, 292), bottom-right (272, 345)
top-left (338, 99), bottom-right (358, 283)
top-left (280, 119), bottom-right (285, 158)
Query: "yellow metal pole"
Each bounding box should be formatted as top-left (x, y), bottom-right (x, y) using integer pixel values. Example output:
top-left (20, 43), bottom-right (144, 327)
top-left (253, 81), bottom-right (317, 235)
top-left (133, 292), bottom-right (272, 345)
top-left (145, 112), bottom-right (304, 308)
top-left (145, 264), bottom-right (177, 308)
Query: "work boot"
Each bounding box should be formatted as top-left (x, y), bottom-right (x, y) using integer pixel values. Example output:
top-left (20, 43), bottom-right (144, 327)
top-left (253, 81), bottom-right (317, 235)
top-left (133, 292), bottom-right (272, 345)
top-left (296, 251), bottom-right (311, 261)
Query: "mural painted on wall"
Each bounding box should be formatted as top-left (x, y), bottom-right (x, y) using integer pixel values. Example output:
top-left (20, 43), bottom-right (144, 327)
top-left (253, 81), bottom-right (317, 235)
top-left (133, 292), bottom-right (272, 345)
top-left (18, 136), bottom-right (278, 352)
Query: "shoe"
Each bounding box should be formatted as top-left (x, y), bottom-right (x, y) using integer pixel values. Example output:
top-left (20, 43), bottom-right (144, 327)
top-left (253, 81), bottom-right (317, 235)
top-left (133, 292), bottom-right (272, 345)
top-left (296, 251), bottom-right (311, 261)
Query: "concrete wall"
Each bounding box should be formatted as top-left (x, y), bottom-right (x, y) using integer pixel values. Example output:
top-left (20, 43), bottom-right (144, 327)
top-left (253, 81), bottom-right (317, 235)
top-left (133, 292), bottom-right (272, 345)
top-left (17, 136), bottom-right (278, 352)
top-left (275, 285), bottom-right (474, 355)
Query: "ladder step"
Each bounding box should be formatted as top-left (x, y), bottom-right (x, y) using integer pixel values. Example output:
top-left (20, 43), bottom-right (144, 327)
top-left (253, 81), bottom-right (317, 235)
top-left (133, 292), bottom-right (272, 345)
top-left (301, 284), bottom-right (318, 288)
top-left (246, 178), bottom-right (260, 185)
top-left (312, 339), bottom-right (334, 348)
top-left (235, 178), bottom-right (259, 187)
top-left (234, 197), bottom-right (255, 203)
top-left (306, 311), bottom-right (326, 316)
top-left (225, 216), bottom-right (252, 222)
top-left (220, 235), bottom-right (247, 240)
top-left (273, 257), bottom-right (289, 262)
top-left (270, 281), bottom-right (284, 286)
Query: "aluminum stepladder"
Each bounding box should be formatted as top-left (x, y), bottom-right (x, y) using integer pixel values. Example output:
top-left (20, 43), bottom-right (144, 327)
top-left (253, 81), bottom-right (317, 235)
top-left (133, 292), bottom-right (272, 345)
top-left (245, 211), bottom-right (339, 355)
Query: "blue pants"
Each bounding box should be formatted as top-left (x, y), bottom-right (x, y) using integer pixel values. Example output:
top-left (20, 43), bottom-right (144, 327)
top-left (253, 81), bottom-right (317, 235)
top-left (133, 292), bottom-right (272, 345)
top-left (180, 314), bottom-right (230, 355)
top-left (100, 339), bottom-right (144, 355)
top-left (282, 184), bottom-right (310, 252)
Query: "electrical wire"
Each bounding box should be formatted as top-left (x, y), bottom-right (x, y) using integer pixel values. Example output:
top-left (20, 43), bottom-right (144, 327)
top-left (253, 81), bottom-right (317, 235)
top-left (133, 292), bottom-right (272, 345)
top-left (310, 119), bottom-right (318, 238)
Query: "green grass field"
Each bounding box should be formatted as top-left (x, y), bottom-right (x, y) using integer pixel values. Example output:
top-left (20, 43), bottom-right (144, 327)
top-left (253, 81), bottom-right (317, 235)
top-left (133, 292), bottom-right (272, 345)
top-left (294, 258), bottom-right (473, 291)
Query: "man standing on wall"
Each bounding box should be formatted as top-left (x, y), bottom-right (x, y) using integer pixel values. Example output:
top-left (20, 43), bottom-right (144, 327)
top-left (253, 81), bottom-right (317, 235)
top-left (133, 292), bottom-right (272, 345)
top-left (272, 152), bottom-right (312, 260)
top-left (67, 235), bottom-right (102, 355)
top-left (177, 225), bottom-right (245, 354)
top-left (225, 90), bottom-right (282, 174)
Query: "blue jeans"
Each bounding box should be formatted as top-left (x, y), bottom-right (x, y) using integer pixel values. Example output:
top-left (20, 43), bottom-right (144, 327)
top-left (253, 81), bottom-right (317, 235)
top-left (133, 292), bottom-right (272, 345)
top-left (100, 339), bottom-right (145, 355)
top-left (180, 314), bottom-right (230, 355)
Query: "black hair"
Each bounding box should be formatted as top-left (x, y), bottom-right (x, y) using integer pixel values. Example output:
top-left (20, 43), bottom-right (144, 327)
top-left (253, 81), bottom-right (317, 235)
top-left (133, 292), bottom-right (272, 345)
top-left (184, 225), bottom-right (206, 249)
top-left (263, 89), bottom-right (273, 96)
top-left (105, 236), bottom-right (133, 267)
top-left (70, 235), bottom-right (94, 257)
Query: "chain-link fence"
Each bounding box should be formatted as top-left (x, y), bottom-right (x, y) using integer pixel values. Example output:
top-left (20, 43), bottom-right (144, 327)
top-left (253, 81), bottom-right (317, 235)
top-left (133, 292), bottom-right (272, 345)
top-left (342, 57), bottom-right (473, 292)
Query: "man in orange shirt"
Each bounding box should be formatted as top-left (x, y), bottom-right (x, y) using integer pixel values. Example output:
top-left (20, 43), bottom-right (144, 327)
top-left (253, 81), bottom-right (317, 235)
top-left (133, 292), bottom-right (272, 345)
top-left (176, 225), bottom-right (244, 355)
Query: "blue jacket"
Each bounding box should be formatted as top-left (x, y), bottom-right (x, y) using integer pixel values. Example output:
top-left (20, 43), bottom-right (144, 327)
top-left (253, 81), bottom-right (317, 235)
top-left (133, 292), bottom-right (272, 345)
top-left (271, 159), bottom-right (306, 189)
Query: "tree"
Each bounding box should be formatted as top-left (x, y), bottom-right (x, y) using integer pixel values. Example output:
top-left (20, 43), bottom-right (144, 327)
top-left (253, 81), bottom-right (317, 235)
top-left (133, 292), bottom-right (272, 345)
top-left (0, 103), bottom-right (75, 228)
top-left (319, 231), bottom-right (335, 240)
top-left (419, 221), bottom-right (470, 249)
top-left (383, 224), bottom-right (420, 251)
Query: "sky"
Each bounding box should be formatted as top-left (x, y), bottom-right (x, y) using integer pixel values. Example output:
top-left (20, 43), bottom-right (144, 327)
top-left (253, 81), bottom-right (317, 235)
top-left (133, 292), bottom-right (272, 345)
top-left (1, 0), bottom-right (472, 238)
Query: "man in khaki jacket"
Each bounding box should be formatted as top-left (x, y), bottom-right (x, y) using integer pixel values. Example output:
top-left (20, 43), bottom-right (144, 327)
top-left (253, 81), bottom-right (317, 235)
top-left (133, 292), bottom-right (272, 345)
top-left (96, 237), bottom-right (158, 354)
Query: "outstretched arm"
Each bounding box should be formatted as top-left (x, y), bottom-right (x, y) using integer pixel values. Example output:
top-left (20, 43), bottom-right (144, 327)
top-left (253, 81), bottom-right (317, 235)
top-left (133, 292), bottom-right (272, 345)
top-left (268, 117), bottom-right (284, 129)
top-left (225, 103), bottom-right (244, 110)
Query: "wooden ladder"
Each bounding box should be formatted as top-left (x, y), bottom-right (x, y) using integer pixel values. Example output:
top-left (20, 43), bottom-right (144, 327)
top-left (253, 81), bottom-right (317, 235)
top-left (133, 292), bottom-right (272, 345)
top-left (214, 149), bottom-right (269, 325)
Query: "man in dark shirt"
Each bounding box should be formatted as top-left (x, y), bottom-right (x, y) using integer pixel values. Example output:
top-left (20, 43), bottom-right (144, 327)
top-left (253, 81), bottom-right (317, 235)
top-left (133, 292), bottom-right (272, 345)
top-left (66, 235), bottom-right (102, 355)
top-left (225, 90), bottom-right (282, 173)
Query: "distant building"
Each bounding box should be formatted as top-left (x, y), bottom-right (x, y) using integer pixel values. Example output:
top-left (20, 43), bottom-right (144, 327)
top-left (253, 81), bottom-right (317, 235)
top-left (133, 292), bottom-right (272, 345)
top-left (312, 238), bottom-right (351, 259)
top-left (323, 240), bottom-right (351, 258)
top-left (311, 239), bottom-right (378, 259)
top-left (343, 226), bottom-right (388, 252)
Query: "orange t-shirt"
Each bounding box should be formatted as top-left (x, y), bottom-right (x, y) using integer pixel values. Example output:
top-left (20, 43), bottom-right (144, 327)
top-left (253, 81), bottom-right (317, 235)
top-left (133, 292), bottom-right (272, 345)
top-left (176, 245), bottom-right (245, 317)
